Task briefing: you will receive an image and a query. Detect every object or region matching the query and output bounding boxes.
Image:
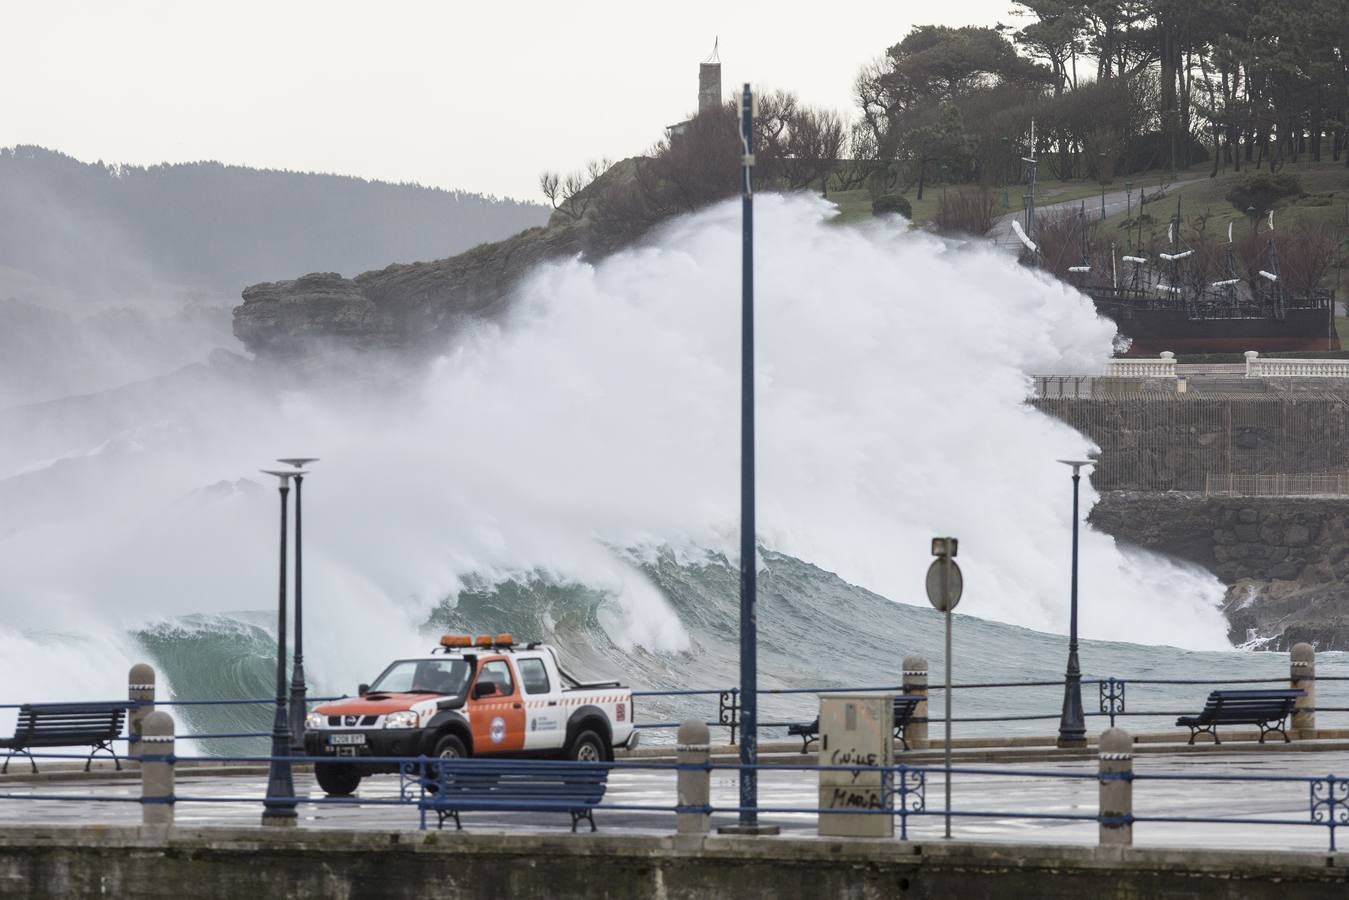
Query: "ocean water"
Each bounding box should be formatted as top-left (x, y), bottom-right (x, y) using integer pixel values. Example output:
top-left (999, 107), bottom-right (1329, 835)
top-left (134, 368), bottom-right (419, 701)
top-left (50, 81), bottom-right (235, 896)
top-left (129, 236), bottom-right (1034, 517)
top-left (3, 194), bottom-right (1330, 753)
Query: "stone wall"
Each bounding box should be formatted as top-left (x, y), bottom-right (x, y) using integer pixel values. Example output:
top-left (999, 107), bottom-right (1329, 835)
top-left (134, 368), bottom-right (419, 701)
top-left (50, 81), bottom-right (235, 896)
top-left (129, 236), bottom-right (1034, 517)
top-left (0, 827), bottom-right (1344, 899)
top-left (1033, 394), bottom-right (1349, 492)
top-left (1091, 493), bottom-right (1349, 649)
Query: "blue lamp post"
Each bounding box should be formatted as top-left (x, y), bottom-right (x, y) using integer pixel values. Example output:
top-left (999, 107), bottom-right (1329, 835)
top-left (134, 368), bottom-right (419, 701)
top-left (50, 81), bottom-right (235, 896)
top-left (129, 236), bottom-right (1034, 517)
top-left (260, 468), bottom-right (303, 826)
top-left (278, 457), bottom-right (318, 751)
top-left (1056, 459), bottom-right (1092, 749)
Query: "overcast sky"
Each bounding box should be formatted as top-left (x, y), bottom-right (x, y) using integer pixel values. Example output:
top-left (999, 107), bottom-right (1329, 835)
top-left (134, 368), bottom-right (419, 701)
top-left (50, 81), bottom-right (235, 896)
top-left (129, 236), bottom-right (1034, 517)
top-left (2, 1), bottom-right (1010, 201)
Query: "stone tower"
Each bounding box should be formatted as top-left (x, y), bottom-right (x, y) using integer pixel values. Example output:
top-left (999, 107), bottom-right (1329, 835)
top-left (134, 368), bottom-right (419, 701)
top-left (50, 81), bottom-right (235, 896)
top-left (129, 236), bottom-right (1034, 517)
top-left (698, 39), bottom-right (721, 113)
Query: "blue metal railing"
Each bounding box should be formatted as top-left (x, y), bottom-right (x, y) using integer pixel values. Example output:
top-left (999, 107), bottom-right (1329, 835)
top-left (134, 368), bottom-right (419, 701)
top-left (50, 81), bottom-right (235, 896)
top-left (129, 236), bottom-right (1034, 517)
top-left (0, 751), bottom-right (1345, 851)
top-left (4, 673), bottom-right (1349, 747)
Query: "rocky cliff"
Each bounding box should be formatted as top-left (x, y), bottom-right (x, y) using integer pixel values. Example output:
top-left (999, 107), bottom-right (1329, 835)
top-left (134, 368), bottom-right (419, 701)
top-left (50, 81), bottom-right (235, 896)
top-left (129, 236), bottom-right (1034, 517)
top-left (233, 225), bottom-right (588, 353)
top-left (1091, 492), bottom-right (1349, 650)
top-left (233, 161), bottom-right (638, 356)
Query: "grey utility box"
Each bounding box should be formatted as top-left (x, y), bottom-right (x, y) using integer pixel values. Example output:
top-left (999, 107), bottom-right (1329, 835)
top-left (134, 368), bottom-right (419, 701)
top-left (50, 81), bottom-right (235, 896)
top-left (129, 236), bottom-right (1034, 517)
top-left (817, 693), bottom-right (894, 838)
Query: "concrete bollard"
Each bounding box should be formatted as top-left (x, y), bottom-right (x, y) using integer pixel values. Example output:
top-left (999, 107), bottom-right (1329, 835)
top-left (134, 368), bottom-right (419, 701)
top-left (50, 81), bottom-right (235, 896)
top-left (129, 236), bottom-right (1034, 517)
top-left (1098, 727), bottom-right (1132, 847)
top-left (1291, 643), bottom-right (1315, 738)
top-left (127, 663), bottom-right (156, 769)
top-left (140, 711), bottom-right (175, 827)
top-left (676, 720), bottom-right (711, 836)
top-left (902, 656), bottom-right (929, 750)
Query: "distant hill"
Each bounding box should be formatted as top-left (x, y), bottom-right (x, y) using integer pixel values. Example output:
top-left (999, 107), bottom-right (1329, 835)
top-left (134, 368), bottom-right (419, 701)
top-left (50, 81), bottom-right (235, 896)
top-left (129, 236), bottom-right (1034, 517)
top-left (0, 146), bottom-right (548, 408)
top-left (0, 145), bottom-right (548, 303)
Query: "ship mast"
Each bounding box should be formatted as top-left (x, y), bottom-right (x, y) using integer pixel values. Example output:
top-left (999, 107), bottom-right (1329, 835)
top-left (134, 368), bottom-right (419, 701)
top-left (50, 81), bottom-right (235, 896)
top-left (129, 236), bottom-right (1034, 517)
top-left (1022, 120), bottom-right (1038, 242)
top-left (1264, 211), bottom-right (1285, 319)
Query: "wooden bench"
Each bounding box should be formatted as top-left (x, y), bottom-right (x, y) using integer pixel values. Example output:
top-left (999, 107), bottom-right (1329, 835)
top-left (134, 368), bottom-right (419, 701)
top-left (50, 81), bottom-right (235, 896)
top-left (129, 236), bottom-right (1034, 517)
top-left (417, 759), bottom-right (609, 832)
top-left (1175, 689), bottom-right (1305, 745)
top-left (787, 694), bottom-right (924, 754)
top-left (0, 702), bottom-right (129, 773)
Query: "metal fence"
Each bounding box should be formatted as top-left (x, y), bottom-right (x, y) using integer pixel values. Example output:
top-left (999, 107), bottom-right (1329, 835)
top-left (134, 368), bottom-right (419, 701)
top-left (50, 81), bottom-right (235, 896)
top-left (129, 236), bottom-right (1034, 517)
top-left (630, 674), bottom-right (1349, 745)
top-left (2, 750), bottom-right (1347, 852)
top-left (5, 670), bottom-right (1348, 760)
top-left (1204, 473), bottom-right (1349, 497)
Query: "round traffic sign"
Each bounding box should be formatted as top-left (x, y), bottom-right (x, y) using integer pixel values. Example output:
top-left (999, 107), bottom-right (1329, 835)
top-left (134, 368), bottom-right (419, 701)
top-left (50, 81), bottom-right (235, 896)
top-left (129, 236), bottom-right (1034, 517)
top-left (925, 558), bottom-right (963, 612)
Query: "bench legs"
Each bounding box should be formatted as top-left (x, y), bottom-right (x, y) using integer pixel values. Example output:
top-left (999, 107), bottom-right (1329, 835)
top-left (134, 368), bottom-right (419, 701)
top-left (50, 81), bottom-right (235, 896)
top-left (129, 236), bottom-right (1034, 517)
top-left (84, 741), bottom-right (122, 773)
top-left (894, 725), bottom-right (910, 752)
top-left (1186, 724), bottom-right (1220, 746)
top-left (431, 808), bottom-right (598, 832)
top-left (1, 749), bottom-right (37, 775)
top-left (798, 734), bottom-right (816, 754)
top-left (1258, 719), bottom-right (1291, 744)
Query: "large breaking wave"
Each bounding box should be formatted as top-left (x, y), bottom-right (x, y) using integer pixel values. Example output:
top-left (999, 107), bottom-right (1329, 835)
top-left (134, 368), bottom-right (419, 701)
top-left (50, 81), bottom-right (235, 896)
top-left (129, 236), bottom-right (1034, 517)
top-left (0, 194), bottom-right (1231, 731)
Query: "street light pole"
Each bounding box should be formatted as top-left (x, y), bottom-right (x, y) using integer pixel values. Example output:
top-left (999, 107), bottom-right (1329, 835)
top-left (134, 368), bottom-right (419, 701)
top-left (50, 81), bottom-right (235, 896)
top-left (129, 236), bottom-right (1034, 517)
top-left (261, 468), bottom-right (303, 826)
top-left (714, 83), bottom-right (776, 837)
top-left (1056, 460), bottom-right (1091, 749)
top-left (279, 457), bottom-right (318, 752)
top-left (736, 80), bottom-right (762, 832)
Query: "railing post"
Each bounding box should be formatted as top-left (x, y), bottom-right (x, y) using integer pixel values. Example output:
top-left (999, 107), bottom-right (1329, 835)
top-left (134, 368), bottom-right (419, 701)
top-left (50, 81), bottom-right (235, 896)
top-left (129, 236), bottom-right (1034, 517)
top-left (1291, 642), bottom-right (1316, 738)
top-left (1098, 727), bottom-right (1132, 847)
top-left (676, 720), bottom-right (711, 838)
top-left (902, 655), bottom-right (929, 750)
top-left (140, 711), bottom-right (175, 827)
top-left (127, 663), bottom-right (156, 770)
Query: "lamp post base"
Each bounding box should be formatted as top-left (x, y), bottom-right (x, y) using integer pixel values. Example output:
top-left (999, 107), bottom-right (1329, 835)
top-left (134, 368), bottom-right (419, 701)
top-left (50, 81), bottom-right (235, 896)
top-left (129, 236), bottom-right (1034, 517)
top-left (261, 812), bottom-right (298, 828)
top-left (1055, 735), bottom-right (1088, 749)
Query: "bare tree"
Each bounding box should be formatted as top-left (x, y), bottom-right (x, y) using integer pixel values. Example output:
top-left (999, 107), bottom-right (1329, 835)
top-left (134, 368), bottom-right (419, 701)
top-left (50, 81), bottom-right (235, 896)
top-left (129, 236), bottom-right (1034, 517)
top-left (538, 159), bottom-right (611, 221)
top-left (539, 171), bottom-right (562, 208)
top-left (781, 107), bottom-right (846, 195)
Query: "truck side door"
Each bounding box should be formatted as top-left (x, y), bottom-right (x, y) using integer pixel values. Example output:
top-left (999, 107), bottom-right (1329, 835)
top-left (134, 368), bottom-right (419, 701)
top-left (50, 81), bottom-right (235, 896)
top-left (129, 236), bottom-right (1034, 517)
top-left (517, 655), bottom-right (565, 751)
top-left (468, 657), bottom-right (525, 753)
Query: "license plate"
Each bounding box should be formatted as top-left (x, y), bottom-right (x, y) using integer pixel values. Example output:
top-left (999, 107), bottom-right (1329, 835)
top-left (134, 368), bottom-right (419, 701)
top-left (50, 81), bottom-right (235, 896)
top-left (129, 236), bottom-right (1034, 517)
top-left (329, 733), bottom-right (366, 746)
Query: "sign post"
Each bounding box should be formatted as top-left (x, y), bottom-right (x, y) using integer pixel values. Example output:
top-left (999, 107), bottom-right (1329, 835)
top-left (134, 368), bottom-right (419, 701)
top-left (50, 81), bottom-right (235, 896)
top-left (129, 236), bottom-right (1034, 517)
top-left (926, 537), bottom-right (962, 840)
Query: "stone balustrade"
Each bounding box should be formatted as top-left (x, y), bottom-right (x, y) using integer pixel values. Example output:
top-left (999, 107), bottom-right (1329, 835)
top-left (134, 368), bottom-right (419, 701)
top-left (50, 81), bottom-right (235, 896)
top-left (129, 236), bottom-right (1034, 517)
top-left (1104, 351), bottom-right (1177, 379)
top-left (1244, 350), bottom-right (1349, 378)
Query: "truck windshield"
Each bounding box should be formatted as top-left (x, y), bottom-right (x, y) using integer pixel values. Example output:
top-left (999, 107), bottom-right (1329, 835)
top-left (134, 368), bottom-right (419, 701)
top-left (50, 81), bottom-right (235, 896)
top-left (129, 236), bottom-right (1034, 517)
top-left (369, 659), bottom-right (471, 695)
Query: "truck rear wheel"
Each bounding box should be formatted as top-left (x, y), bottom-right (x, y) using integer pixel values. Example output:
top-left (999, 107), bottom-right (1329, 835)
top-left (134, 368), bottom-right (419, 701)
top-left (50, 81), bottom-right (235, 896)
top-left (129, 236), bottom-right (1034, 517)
top-left (567, 729), bottom-right (607, 762)
top-left (315, 762), bottom-right (361, 796)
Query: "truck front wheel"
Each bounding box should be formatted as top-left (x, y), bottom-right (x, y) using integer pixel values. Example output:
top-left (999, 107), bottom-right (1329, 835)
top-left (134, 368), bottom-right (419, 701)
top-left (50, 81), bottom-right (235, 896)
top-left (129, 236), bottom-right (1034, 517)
top-left (433, 734), bottom-right (468, 759)
top-left (315, 762), bottom-right (362, 796)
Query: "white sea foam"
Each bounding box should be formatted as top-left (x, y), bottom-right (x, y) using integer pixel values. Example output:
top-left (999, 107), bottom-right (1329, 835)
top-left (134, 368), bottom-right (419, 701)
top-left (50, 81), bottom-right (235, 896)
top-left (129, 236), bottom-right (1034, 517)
top-left (0, 194), bottom-right (1230, 704)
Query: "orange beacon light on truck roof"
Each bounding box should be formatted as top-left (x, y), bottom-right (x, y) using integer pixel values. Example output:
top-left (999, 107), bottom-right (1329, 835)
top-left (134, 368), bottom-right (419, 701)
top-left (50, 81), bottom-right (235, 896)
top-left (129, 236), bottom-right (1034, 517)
top-left (439, 634), bottom-right (472, 648)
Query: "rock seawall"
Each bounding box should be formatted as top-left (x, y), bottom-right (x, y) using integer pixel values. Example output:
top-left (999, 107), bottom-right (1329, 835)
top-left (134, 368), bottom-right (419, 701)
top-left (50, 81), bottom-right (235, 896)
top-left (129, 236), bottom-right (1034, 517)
top-left (1091, 492), bottom-right (1349, 650)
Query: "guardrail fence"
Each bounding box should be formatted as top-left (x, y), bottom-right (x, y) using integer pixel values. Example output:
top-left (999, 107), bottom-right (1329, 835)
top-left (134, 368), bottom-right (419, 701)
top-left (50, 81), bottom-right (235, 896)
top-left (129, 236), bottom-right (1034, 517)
top-left (1204, 473), bottom-right (1349, 497)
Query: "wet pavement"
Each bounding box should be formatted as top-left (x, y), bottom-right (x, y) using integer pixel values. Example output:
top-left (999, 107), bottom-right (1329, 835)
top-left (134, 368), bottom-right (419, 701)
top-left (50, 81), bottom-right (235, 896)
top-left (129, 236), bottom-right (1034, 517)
top-left (1, 749), bottom-right (1345, 852)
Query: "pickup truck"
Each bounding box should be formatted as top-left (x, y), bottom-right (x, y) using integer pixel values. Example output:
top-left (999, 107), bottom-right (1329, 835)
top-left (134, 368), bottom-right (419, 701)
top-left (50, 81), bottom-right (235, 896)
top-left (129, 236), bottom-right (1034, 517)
top-left (303, 634), bottom-right (638, 795)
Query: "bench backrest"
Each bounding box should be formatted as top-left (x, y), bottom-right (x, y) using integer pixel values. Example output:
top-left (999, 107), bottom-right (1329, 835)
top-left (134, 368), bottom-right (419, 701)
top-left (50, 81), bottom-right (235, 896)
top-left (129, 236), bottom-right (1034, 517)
top-left (12, 703), bottom-right (128, 747)
top-left (426, 760), bottom-right (609, 804)
top-left (892, 695), bottom-right (923, 720)
top-left (1199, 690), bottom-right (1302, 721)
